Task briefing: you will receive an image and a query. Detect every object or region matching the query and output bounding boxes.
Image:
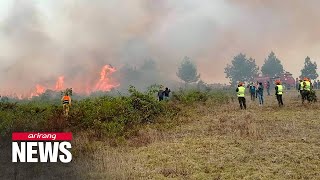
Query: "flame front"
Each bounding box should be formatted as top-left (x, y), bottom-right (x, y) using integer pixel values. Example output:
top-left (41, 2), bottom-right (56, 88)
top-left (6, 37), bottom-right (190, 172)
top-left (1, 64), bottom-right (119, 99)
top-left (36, 84), bottom-right (46, 94)
top-left (27, 84), bottom-right (46, 99)
top-left (94, 65), bottom-right (119, 92)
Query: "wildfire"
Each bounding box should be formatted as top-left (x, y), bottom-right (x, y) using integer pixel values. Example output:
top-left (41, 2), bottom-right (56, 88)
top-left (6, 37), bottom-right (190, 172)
top-left (1, 64), bottom-right (120, 99)
top-left (36, 84), bottom-right (46, 94)
top-left (27, 84), bottom-right (46, 99)
top-left (94, 64), bottom-right (120, 91)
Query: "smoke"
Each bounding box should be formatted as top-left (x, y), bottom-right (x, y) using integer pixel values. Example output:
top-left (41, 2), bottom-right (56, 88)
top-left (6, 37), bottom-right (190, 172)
top-left (1, 0), bottom-right (320, 96)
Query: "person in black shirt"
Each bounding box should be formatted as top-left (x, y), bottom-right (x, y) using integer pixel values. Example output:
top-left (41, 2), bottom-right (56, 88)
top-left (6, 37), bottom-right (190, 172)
top-left (158, 86), bottom-right (164, 101)
top-left (163, 87), bottom-right (171, 100)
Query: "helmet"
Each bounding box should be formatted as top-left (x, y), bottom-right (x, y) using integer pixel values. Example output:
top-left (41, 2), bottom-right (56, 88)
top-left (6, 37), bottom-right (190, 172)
top-left (275, 80), bottom-right (281, 85)
top-left (304, 77), bottom-right (308, 81)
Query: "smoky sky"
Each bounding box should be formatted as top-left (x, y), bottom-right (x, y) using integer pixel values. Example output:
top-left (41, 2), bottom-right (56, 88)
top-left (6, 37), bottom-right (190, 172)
top-left (1, 0), bottom-right (320, 95)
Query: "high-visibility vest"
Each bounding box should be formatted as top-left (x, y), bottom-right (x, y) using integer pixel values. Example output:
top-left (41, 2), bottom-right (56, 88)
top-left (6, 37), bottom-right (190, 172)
top-left (306, 81), bottom-right (311, 91)
top-left (237, 86), bottom-right (245, 97)
top-left (63, 96), bottom-right (71, 104)
top-left (300, 82), bottom-right (304, 90)
top-left (277, 85), bottom-right (283, 95)
top-left (304, 81), bottom-right (311, 91)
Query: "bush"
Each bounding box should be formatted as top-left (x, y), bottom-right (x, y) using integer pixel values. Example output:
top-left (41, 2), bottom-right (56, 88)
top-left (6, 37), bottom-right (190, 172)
top-left (171, 89), bottom-right (230, 104)
top-left (0, 86), bottom-right (230, 140)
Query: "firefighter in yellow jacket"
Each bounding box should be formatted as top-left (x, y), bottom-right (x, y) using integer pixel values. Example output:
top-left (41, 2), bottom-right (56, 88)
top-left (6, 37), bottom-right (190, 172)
top-left (61, 90), bottom-right (72, 116)
top-left (302, 77), bottom-right (311, 103)
top-left (275, 80), bottom-right (284, 107)
top-left (236, 82), bottom-right (246, 110)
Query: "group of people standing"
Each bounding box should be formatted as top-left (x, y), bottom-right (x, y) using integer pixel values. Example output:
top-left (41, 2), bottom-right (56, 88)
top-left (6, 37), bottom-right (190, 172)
top-left (248, 81), bottom-right (269, 106)
top-left (236, 80), bottom-right (284, 109)
top-left (297, 79), bottom-right (320, 90)
top-left (298, 78), bottom-right (315, 103)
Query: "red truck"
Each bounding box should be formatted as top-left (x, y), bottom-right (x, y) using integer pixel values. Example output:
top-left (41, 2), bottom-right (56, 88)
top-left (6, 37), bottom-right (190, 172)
top-left (274, 72), bottom-right (296, 89)
top-left (254, 72), bottom-right (296, 89)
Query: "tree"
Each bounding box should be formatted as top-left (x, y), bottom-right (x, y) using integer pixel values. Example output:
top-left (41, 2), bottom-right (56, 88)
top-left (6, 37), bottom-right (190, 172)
top-left (301, 56), bottom-right (318, 80)
top-left (261, 51), bottom-right (284, 77)
top-left (177, 56), bottom-right (200, 84)
top-left (224, 53), bottom-right (259, 85)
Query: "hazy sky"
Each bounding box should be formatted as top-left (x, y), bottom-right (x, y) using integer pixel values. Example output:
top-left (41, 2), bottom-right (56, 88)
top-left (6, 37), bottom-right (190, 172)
top-left (1, 0), bottom-right (320, 91)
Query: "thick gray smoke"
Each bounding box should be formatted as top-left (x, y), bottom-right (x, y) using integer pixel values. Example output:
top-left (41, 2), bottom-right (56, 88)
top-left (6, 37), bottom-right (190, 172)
top-left (1, 0), bottom-right (320, 96)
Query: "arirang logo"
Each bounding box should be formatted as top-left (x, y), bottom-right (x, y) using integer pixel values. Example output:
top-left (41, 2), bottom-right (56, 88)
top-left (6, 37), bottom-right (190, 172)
top-left (12, 132), bottom-right (72, 163)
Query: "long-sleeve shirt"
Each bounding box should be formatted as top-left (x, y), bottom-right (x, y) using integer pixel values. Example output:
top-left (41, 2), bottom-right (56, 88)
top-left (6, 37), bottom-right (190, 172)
top-left (158, 90), bottom-right (164, 98)
top-left (249, 85), bottom-right (256, 94)
top-left (257, 85), bottom-right (264, 95)
top-left (275, 86), bottom-right (279, 94)
top-left (163, 89), bottom-right (171, 97)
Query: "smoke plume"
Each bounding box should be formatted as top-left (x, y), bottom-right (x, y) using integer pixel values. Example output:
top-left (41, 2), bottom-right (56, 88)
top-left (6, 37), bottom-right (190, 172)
top-left (1, 0), bottom-right (320, 97)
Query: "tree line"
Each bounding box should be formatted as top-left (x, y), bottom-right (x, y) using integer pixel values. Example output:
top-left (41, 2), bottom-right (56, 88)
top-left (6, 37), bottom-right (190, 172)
top-left (176, 52), bottom-right (318, 86)
top-left (224, 52), bottom-right (318, 85)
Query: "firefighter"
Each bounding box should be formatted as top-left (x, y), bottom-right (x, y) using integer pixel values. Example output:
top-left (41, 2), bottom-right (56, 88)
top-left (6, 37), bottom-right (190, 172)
top-left (275, 80), bottom-right (284, 107)
top-left (298, 79), bottom-right (304, 99)
top-left (61, 89), bottom-right (72, 116)
top-left (308, 78), bottom-right (317, 102)
top-left (236, 82), bottom-right (246, 110)
top-left (302, 77), bottom-right (311, 103)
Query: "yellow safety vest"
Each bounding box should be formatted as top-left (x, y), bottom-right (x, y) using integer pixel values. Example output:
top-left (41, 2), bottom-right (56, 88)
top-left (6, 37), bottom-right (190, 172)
top-left (304, 81), bottom-right (311, 91)
top-left (300, 82), bottom-right (304, 90)
top-left (237, 86), bottom-right (245, 97)
top-left (277, 85), bottom-right (283, 95)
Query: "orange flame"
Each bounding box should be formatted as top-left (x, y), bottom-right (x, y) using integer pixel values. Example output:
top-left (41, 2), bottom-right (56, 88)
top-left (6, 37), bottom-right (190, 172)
top-left (36, 84), bottom-right (46, 94)
top-left (94, 64), bottom-right (120, 91)
top-left (27, 84), bottom-right (46, 99)
top-left (2, 64), bottom-right (119, 99)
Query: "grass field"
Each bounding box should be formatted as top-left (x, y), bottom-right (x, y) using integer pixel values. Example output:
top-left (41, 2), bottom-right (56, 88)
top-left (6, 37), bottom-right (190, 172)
top-left (1, 90), bottom-right (319, 179)
top-left (76, 91), bottom-right (320, 179)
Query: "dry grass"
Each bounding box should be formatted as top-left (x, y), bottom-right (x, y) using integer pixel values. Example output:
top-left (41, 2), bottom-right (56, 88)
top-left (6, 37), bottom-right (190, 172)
top-left (76, 91), bottom-right (320, 179)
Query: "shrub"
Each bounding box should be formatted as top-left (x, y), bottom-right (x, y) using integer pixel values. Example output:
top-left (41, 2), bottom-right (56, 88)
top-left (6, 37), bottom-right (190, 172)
top-left (171, 89), bottom-right (230, 104)
top-left (0, 86), bottom-right (230, 140)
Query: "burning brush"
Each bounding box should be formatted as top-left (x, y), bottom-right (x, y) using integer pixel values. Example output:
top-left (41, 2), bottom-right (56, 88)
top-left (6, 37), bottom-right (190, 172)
top-left (1, 64), bottom-right (119, 99)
